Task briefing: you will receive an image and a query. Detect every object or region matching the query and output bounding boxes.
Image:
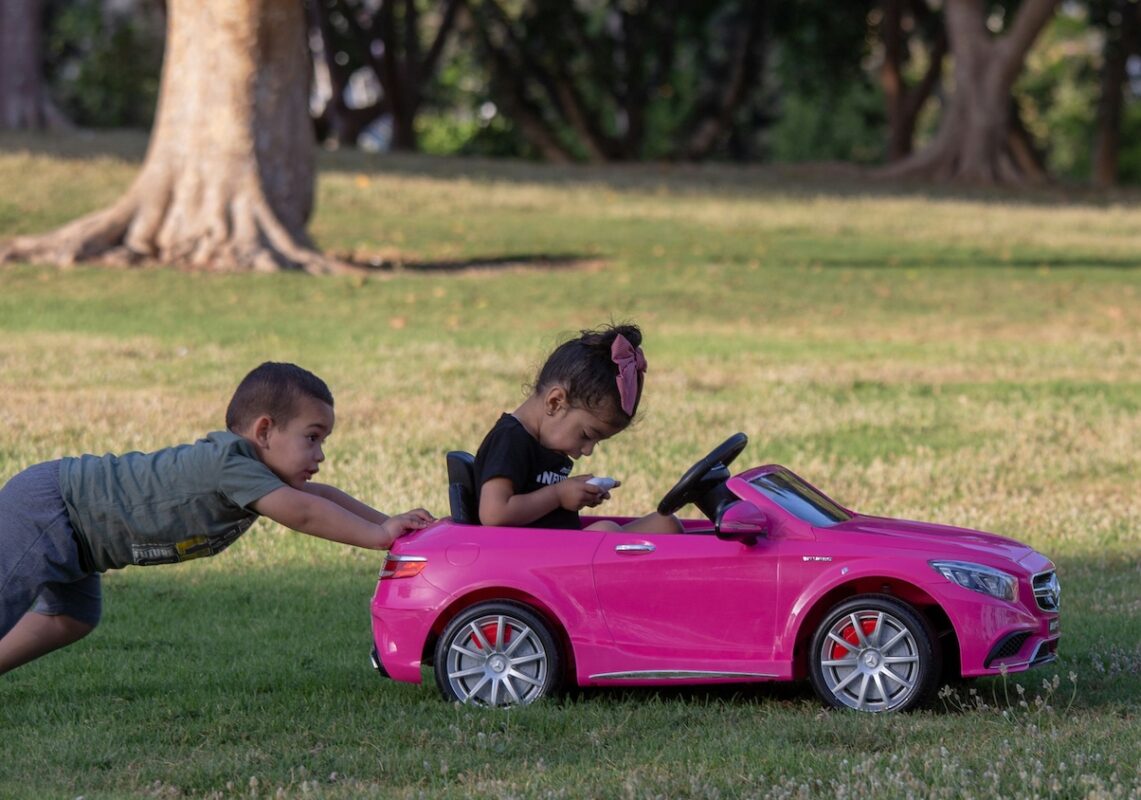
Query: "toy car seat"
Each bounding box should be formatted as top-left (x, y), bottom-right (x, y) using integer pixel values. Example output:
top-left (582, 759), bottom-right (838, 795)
top-left (446, 451), bottom-right (478, 524)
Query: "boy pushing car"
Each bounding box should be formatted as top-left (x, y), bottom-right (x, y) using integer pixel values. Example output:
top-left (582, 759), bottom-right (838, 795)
top-left (0, 362), bottom-right (433, 675)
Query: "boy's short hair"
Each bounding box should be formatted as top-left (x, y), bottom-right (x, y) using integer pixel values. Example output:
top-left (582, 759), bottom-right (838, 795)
top-left (226, 362), bottom-right (334, 432)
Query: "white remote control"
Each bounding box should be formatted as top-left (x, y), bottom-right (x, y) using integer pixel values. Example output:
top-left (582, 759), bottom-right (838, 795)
top-left (586, 476), bottom-right (618, 491)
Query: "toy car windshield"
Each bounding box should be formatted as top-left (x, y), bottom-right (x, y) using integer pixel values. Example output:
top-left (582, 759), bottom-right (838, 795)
top-left (747, 468), bottom-right (852, 526)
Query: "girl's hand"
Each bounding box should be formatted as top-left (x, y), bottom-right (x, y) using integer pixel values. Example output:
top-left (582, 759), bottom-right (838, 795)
top-left (556, 476), bottom-right (610, 511)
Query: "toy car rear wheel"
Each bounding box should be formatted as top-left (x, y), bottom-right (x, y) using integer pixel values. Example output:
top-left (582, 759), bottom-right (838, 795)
top-left (434, 601), bottom-right (561, 707)
top-left (808, 594), bottom-right (940, 713)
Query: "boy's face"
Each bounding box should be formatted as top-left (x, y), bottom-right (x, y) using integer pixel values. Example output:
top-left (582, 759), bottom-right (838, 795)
top-left (255, 396), bottom-right (336, 489)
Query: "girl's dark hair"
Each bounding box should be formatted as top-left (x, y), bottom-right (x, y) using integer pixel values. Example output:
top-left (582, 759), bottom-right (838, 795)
top-left (535, 323), bottom-right (644, 424)
top-left (226, 362), bottom-right (334, 432)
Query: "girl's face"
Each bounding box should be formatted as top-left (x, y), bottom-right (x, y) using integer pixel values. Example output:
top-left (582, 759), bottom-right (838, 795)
top-left (538, 387), bottom-right (625, 459)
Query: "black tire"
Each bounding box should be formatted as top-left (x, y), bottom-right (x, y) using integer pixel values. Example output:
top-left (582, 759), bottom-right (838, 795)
top-left (434, 601), bottom-right (562, 707)
top-left (808, 594), bottom-right (941, 713)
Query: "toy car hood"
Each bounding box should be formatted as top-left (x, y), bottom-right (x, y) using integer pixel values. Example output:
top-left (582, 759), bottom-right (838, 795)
top-left (828, 516), bottom-right (1034, 562)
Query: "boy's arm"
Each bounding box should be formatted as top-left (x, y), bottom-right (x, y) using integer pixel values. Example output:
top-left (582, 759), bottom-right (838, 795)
top-left (304, 482), bottom-right (390, 526)
top-left (252, 486), bottom-right (430, 549)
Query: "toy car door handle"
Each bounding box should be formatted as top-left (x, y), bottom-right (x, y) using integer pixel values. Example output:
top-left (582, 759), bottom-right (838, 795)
top-left (615, 543), bottom-right (656, 554)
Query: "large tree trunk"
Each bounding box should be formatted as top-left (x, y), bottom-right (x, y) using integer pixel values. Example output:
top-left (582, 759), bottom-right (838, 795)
top-left (1092, 0), bottom-right (1141, 187)
top-left (879, 0), bottom-right (946, 161)
top-left (2, 0), bottom-right (354, 273)
top-left (0, 0), bottom-right (68, 129)
top-left (880, 0), bottom-right (1058, 184)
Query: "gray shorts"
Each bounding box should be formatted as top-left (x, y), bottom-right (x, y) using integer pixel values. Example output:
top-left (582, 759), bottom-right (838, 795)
top-left (0, 461), bottom-right (102, 639)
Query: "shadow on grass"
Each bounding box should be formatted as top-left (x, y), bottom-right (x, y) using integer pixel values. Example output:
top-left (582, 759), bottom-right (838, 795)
top-left (5, 551), bottom-right (1134, 718)
top-left (563, 680), bottom-right (820, 709)
top-left (802, 253), bottom-right (1141, 270)
top-left (342, 252), bottom-right (601, 273)
top-left (328, 153), bottom-right (1141, 211)
top-left (6, 130), bottom-right (1140, 211)
top-left (354, 249), bottom-right (1139, 272)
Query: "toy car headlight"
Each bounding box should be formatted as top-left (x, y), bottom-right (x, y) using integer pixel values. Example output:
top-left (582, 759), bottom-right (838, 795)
top-left (929, 560), bottom-right (1017, 602)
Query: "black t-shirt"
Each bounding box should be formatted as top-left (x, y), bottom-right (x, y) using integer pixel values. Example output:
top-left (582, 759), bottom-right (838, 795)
top-left (474, 413), bottom-right (579, 529)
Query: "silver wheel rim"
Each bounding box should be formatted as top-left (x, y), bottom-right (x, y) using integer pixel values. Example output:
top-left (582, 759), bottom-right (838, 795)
top-left (818, 609), bottom-right (921, 712)
top-left (445, 612), bottom-right (549, 707)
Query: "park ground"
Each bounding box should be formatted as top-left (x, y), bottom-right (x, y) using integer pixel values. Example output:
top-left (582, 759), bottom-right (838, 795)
top-left (0, 132), bottom-right (1138, 799)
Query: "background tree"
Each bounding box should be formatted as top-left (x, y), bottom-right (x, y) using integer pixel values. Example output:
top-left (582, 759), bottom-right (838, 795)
top-left (0, 0), bottom-right (69, 129)
top-left (307, 0), bottom-right (461, 150)
top-left (9, 0), bottom-right (1141, 189)
top-left (883, 0), bottom-right (1060, 183)
top-left (1091, 0), bottom-right (1141, 185)
top-left (464, 0), bottom-right (768, 163)
top-left (43, 0), bottom-right (164, 129)
top-left (2, 0), bottom-right (350, 273)
top-left (676, 1), bottom-right (768, 159)
top-left (765, 0), bottom-right (882, 164)
top-left (875, 0), bottom-right (947, 161)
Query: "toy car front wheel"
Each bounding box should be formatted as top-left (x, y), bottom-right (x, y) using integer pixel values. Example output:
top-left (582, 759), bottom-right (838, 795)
top-left (808, 595), bottom-right (940, 713)
top-left (434, 601), bottom-right (561, 707)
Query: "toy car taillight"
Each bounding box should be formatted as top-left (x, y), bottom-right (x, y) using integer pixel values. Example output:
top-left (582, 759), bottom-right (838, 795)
top-left (379, 554), bottom-right (427, 579)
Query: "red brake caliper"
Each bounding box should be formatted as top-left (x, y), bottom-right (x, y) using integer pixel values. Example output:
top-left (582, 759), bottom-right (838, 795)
top-left (831, 616), bottom-right (877, 660)
top-left (471, 622), bottom-right (510, 651)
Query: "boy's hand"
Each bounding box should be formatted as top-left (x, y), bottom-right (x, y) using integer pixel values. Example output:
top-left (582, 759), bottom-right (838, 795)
top-left (556, 475), bottom-right (612, 511)
top-left (380, 508), bottom-right (435, 547)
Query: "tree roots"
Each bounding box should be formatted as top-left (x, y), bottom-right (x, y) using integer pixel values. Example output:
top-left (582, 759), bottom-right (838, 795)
top-left (0, 176), bottom-right (363, 276)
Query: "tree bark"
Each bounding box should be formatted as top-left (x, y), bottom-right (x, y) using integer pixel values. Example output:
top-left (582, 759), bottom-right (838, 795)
top-left (2, 0), bottom-right (354, 273)
top-left (880, 0), bottom-right (1058, 184)
top-left (1092, 0), bottom-right (1141, 187)
top-left (310, 0), bottom-right (461, 152)
top-left (468, 0), bottom-right (578, 162)
top-left (0, 0), bottom-right (69, 129)
top-left (680, 1), bottom-right (766, 160)
top-left (879, 0), bottom-right (946, 161)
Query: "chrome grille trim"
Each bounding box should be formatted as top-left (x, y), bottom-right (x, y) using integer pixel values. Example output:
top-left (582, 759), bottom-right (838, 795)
top-left (1032, 570), bottom-right (1060, 611)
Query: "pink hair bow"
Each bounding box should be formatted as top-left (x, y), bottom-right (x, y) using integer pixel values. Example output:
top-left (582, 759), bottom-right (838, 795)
top-left (611, 334), bottom-right (647, 416)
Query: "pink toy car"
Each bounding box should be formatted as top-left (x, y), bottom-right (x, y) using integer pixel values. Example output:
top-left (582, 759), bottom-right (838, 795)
top-left (370, 434), bottom-right (1060, 712)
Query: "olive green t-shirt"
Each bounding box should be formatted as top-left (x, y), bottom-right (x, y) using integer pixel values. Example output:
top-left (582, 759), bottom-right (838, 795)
top-left (59, 431), bottom-right (286, 573)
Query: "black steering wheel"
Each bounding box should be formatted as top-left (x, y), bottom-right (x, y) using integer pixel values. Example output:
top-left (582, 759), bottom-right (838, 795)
top-left (657, 433), bottom-right (748, 517)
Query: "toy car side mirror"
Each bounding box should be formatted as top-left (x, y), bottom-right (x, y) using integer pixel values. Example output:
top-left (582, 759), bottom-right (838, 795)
top-left (715, 501), bottom-right (769, 546)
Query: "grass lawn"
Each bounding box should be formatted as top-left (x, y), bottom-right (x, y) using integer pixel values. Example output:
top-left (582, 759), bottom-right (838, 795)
top-left (0, 131), bottom-right (1138, 799)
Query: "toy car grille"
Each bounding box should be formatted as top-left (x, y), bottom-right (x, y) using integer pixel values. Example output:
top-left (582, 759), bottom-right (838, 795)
top-left (1033, 571), bottom-right (1060, 611)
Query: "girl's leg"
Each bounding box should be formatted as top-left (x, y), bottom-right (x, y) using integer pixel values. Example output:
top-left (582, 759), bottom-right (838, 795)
top-left (620, 512), bottom-right (683, 534)
top-left (0, 611), bottom-right (94, 675)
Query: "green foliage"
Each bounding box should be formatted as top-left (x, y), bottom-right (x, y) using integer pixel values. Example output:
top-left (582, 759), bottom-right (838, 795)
top-left (1018, 6), bottom-right (1100, 180)
top-left (770, 0), bottom-right (875, 93)
top-left (1116, 101), bottom-right (1141, 182)
top-left (419, 39), bottom-right (535, 158)
top-left (23, 0), bottom-right (1141, 183)
top-left (431, 113), bottom-right (536, 159)
top-left (768, 77), bottom-right (886, 164)
top-left (44, 0), bottom-right (163, 129)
